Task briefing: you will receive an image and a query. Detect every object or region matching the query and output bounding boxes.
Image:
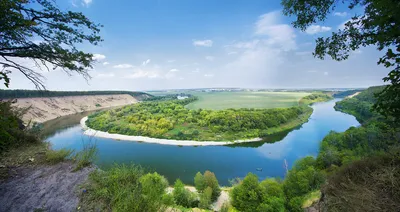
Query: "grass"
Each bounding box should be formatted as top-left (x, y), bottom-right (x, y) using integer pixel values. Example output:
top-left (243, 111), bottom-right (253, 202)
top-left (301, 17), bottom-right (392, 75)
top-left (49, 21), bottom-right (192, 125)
top-left (183, 92), bottom-right (311, 110)
top-left (45, 148), bottom-right (74, 164)
top-left (73, 140), bottom-right (98, 171)
top-left (302, 190), bottom-right (321, 208)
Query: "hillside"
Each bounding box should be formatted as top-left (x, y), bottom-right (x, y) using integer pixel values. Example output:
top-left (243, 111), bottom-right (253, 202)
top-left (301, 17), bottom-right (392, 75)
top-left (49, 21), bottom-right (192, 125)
top-left (13, 94), bottom-right (139, 123)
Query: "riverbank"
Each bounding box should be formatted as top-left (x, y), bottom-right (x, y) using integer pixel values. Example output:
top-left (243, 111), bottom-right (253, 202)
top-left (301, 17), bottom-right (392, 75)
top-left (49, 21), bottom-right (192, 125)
top-left (81, 117), bottom-right (263, 146)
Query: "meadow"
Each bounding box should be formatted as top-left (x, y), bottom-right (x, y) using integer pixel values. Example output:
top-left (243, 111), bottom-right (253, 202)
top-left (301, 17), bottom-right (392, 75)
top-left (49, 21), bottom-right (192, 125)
top-left (182, 91), bottom-right (311, 110)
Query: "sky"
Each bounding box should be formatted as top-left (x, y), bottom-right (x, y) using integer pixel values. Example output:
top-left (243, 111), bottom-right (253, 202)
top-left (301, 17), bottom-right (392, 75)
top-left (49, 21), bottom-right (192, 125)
top-left (6, 0), bottom-right (389, 91)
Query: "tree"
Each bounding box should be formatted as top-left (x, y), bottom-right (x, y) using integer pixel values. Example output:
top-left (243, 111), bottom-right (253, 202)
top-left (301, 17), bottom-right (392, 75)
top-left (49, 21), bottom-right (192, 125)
top-left (172, 179), bottom-right (196, 208)
top-left (230, 173), bottom-right (264, 212)
top-left (203, 170), bottom-right (221, 201)
top-left (194, 172), bottom-right (205, 192)
top-left (198, 186), bottom-right (213, 209)
top-left (0, 0), bottom-right (102, 89)
top-left (282, 0), bottom-right (400, 120)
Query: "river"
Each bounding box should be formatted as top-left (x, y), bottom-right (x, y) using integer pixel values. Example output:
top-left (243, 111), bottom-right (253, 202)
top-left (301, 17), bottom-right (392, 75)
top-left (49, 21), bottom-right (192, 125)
top-left (44, 99), bottom-right (359, 186)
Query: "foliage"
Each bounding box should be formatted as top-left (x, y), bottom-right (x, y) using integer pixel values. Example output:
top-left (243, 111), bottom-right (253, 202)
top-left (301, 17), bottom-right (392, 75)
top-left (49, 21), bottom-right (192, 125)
top-left (299, 93), bottom-right (333, 105)
top-left (45, 148), bottom-right (73, 164)
top-left (0, 100), bottom-right (38, 153)
top-left (203, 171), bottom-right (221, 201)
top-left (281, 0), bottom-right (400, 120)
top-left (172, 179), bottom-right (197, 208)
top-left (198, 186), bottom-right (213, 209)
top-left (194, 171), bottom-right (205, 191)
top-left (144, 93), bottom-right (194, 102)
top-left (0, 0), bottom-right (102, 89)
top-left (335, 86), bottom-right (385, 123)
top-left (283, 156), bottom-right (325, 211)
top-left (230, 173), bottom-right (285, 212)
top-left (73, 140), bottom-right (97, 171)
top-left (87, 97), bottom-right (313, 141)
top-left (321, 152), bottom-right (400, 212)
top-left (332, 89), bottom-right (363, 98)
top-left (80, 164), bottom-right (168, 212)
top-left (0, 89), bottom-right (150, 99)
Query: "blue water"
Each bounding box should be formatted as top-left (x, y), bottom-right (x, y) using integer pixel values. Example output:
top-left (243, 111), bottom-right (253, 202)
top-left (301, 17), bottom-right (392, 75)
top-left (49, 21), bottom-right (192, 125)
top-left (45, 99), bottom-right (359, 186)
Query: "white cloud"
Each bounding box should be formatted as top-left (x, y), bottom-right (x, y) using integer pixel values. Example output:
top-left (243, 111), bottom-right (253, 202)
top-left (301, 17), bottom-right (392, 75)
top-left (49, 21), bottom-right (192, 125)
top-left (142, 59), bottom-right (151, 66)
top-left (169, 69), bottom-right (179, 72)
top-left (305, 25), bottom-right (332, 34)
top-left (204, 74), bottom-right (214, 77)
top-left (334, 12), bottom-right (347, 17)
top-left (82, 0), bottom-right (92, 6)
top-left (92, 54), bottom-right (106, 61)
top-left (96, 73), bottom-right (114, 78)
top-left (126, 68), bottom-right (160, 79)
top-left (254, 11), bottom-right (296, 51)
top-left (192, 68), bottom-right (200, 73)
top-left (230, 40), bottom-right (260, 49)
top-left (167, 59), bottom-right (176, 63)
top-left (193, 39), bottom-right (213, 47)
top-left (296, 51), bottom-right (312, 56)
top-left (205, 56), bottom-right (215, 61)
top-left (228, 51), bottom-right (238, 55)
top-left (113, 64), bottom-right (134, 69)
top-left (324, 72), bottom-right (329, 76)
top-left (308, 70), bottom-right (318, 73)
top-left (102, 62), bottom-right (110, 66)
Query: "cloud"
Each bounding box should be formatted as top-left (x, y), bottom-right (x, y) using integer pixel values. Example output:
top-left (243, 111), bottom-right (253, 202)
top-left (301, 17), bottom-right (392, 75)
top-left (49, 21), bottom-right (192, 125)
top-left (228, 51), bottom-right (238, 55)
top-left (102, 62), bottom-right (110, 66)
top-left (305, 25), bottom-right (332, 34)
top-left (126, 68), bottom-right (160, 79)
top-left (324, 72), bottom-right (329, 76)
top-left (113, 64), bottom-right (134, 69)
top-left (204, 74), bottom-right (214, 77)
top-left (142, 59), bottom-right (151, 66)
top-left (205, 56), bottom-right (215, 61)
top-left (296, 51), bottom-right (312, 56)
top-left (307, 70), bottom-right (318, 73)
top-left (192, 68), bottom-right (200, 73)
top-left (167, 59), bottom-right (176, 63)
top-left (254, 11), bottom-right (296, 51)
top-left (193, 39), bottom-right (213, 47)
top-left (82, 0), bottom-right (92, 6)
top-left (334, 12), bottom-right (347, 17)
top-left (96, 73), bottom-right (115, 78)
top-left (230, 40), bottom-right (260, 49)
top-left (169, 69), bottom-right (179, 72)
top-left (92, 54), bottom-right (106, 61)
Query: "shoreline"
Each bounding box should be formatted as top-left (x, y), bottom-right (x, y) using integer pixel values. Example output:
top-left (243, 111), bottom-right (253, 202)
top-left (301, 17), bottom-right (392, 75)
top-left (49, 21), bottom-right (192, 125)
top-left (80, 117), bottom-right (263, 146)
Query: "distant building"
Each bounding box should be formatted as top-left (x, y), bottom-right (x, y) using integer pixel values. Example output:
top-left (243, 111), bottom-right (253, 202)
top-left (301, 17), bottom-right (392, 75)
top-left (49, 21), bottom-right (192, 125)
top-left (177, 95), bottom-right (189, 100)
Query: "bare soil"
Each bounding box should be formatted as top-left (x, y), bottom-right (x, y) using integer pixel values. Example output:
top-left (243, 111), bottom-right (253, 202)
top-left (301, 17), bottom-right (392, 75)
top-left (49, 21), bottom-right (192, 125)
top-left (0, 162), bottom-right (94, 212)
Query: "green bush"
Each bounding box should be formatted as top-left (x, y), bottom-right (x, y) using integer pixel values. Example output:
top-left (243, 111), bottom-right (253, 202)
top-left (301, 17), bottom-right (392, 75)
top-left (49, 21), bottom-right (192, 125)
top-left (80, 164), bottom-right (168, 212)
top-left (231, 173), bottom-right (285, 212)
top-left (194, 172), bottom-right (205, 191)
top-left (172, 179), bottom-right (197, 208)
top-left (45, 148), bottom-right (74, 164)
top-left (198, 186), bottom-right (212, 209)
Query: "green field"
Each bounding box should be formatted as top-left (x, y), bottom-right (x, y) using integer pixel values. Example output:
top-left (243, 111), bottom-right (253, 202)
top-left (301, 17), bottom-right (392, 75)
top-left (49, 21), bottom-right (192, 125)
top-left (181, 92), bottom-right (311, 110)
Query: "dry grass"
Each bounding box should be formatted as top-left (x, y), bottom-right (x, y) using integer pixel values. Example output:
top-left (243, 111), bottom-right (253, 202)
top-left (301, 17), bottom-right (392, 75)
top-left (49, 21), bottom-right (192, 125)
top-left (321, 152), bottom-right (400, 212)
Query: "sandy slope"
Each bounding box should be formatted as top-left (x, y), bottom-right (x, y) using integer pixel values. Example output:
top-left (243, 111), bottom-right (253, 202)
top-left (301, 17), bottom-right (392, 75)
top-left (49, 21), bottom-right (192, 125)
top-left (0, 162), bottom-right (94, 212)
top-left (81, 117), bottom-right (263, 146)
top-left (13, 94), bottom-right (138, 123)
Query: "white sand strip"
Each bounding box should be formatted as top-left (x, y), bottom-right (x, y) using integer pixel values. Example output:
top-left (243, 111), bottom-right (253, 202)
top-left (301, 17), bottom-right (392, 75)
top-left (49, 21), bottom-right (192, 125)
top-left (80, 117), bottom-right (262, 146)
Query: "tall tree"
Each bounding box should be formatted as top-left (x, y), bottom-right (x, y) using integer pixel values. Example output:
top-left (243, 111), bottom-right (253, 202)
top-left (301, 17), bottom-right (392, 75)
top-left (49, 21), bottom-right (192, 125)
top-left (281, 0), bottom-right (400, 120)
top-left (0, 0), bottom-right (102, 89)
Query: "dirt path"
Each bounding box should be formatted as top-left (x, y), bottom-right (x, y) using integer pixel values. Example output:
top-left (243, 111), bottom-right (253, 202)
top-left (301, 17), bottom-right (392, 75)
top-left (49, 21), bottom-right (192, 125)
top-left (0, 162), bottom-right (94, 212)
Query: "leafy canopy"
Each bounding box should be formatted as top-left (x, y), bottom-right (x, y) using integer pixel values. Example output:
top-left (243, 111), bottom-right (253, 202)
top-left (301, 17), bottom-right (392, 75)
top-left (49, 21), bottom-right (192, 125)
top-left (282, 0), bottom-right (400, 120)
top-left (0, 0), bottom-right (102, 89)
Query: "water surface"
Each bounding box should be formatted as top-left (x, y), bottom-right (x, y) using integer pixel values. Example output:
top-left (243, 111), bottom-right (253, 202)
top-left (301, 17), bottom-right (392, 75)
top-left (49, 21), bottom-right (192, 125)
top-left (46, 99), bottom-right (359, 186)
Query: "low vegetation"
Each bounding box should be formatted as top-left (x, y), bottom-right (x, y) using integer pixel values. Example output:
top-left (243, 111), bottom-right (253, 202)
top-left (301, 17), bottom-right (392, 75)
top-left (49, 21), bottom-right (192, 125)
top-left (45, 148), bottom-right (74, 164)
top-left (86, 94), bottom-right (327, 141)
top-left (298, 93), bottom-right (334, 105)
top-left (79, 165), bottom-right (221, 211)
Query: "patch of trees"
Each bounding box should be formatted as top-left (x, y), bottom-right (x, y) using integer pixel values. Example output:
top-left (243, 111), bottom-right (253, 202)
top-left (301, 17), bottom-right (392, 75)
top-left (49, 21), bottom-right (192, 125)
top-left (334, 86), bottom-right (385, 123)
top-left (144, 93), bottom-right (194, 102)
top-left (0, 89), bottom-right (150, 99)
top-left (86, 97), bottom-right (311, 141)
top-left (332, 89), bottom-right (363, 98)
top-left (299, 93), bottom-right (333, 105)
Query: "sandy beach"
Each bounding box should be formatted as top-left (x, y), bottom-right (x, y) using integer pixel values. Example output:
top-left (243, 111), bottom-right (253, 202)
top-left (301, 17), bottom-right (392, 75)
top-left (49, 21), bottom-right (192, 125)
top-left (80, 117), bottom-right (262, 146)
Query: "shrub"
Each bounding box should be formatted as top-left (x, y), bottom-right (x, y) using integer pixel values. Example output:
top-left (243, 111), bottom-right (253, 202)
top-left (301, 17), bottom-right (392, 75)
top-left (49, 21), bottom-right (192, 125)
top-left (194, 172), bottom-right (205, 191)
top-left (172, 179), bottom-right (197, 208)
top-left (203, 170), bottom-right (221, 201)
top-left (73, 140), bottom-right (98, 171)
top-left (139, 172), bottom-right (168, 206)
top-left (45, 148), bottom-right (74, 164)
top-left (198, 186), bottom-right (212, 209)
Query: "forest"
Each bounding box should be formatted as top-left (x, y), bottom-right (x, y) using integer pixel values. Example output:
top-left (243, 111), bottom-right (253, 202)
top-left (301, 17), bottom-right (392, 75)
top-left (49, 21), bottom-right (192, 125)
top-left (86, 95), bottom-right (323, 141)
top-left (0, 89), bottom-right (149, 99)
top-left (225, 86), bottom-right (400, 211)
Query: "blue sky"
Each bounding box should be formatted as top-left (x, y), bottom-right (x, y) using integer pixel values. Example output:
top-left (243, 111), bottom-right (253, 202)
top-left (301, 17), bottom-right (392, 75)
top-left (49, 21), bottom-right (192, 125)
top-left (8, 0), bottom-right (388, 90)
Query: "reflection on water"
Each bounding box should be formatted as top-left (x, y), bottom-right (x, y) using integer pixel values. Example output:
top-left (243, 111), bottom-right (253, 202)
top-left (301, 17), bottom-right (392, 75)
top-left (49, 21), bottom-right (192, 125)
top-left (44, 99), bottom-right (359, 186)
